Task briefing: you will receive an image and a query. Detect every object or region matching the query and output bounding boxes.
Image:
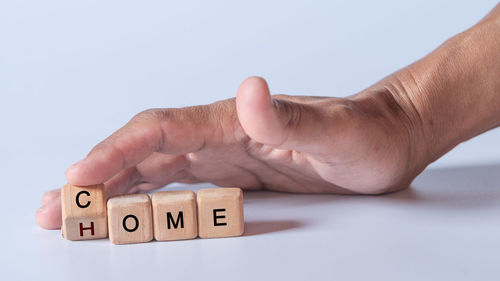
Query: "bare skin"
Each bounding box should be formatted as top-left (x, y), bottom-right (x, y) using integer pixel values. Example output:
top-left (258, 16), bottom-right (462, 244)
top-left (37, 4), bottom-right (500, 229)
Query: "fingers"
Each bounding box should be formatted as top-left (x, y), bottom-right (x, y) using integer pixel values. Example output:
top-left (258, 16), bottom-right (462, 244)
top-left (103, 166), bottom-right (143, 198)
top-left (125, 153), bottom-right (189, 193)
top-left (41, 189), bottom-right (60, 206)
top-left (66, 108), bottom-right (209, 186)
top-left (37, 152), bottom-right (189, 229)
top-left (236, 76), bottom-right (282, 146)
top-left (236, 76), bottom-right (356, 154)
top-left (36, 193), bottom-right (62, 229)
top-left (135, 153), bottom-right (188, 186)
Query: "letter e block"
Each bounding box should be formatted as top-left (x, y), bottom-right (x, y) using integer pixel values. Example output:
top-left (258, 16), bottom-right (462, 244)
top-left (107, 194), bottom-right (153, 245)
top-left (152, 191), bottom-right (198, 241)
top-left (197, 188), bottom-right (244, 238)
top-left (61, 183), bottom-right (108, 240)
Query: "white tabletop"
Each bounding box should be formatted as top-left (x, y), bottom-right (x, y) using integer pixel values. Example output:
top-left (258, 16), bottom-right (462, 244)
top-left (1, 1), bottom-right (500, 280)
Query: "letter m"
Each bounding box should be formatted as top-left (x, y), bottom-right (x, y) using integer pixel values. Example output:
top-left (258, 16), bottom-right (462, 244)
top-left (166, 211), bottom-right (184, 229)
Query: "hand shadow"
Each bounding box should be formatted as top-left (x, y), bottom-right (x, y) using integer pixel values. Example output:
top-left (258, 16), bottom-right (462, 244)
top-left (242, 163), bottom-right (500, 235)
top-left (385, 162), bottom-right (500, 210)
top-left (244, 220), bottom-right (307, 236)
top-left (166, 163), bottom-right (500, 236)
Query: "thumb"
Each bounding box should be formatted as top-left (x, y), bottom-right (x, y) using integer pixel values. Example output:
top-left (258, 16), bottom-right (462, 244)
top-left (235, 76), bottom-right (352, 154)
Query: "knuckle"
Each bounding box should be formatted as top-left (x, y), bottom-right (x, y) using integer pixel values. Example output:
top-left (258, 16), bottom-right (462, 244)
top-left (209, 98), bottom-right (236, 120)
top-left (134, 108), bottom-right (175, 123)
top-left (274, 99), bottom-right (303, 130)
top-left (330, 100), bottom-right (359, 120)
top-left (272, 94), bottom-right (291, 100)
top-left (206, 98), bottom-right (239, 134)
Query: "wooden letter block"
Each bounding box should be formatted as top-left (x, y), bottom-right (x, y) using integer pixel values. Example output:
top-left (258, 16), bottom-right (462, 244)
top-left (197, 187), bottom-right (244, 238)
top-left (152, 191), bottom-right (198, 241)
top-left (107, 194), bottom-right (153, 245)
top-left (61, 183), bottom-right (108, 240)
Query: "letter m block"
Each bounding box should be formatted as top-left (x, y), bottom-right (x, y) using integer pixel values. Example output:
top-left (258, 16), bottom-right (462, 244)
top-left (61, 184), bottom-right (108, 240)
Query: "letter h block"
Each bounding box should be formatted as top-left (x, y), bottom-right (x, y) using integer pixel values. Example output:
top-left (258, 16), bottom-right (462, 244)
top-left (197, 188), bottom-right (244, 238)
top-left (61, 184), bottom-right (108, 240)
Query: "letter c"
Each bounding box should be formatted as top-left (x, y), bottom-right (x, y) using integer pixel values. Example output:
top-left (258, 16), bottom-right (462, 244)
top-left (76, 191), bottom-right (91, 208)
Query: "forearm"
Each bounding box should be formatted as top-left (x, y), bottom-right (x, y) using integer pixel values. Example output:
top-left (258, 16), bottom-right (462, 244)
top-left (413, 16), bottom-right (500, 159)
top-left (378, 6), bottom-right (500, 168)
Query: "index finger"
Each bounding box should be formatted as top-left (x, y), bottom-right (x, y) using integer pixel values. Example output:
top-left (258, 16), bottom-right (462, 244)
top-left (65, 107), bottom-right (211, 186)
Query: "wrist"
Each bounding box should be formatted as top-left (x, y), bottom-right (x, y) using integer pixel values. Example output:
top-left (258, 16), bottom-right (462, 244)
top-left (389, 19), bottom-right (500, 168)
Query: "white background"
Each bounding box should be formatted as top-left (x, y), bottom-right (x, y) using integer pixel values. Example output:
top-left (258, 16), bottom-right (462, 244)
top-left (1, 1), bottom-right (500, 280)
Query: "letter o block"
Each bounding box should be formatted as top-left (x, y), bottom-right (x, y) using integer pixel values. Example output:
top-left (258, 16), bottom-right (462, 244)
top-left (197, 188), bottom-right (244, 238)
top-left (107, 194), bottom-right (153, 245)
top-left (152, 191), bottom-right (198, 241)
top-left (61, 184), bottom-right (108, 240)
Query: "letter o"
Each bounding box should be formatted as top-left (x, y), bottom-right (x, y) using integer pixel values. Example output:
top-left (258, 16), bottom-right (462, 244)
top-left (122, 215), bottom-right (139, 232)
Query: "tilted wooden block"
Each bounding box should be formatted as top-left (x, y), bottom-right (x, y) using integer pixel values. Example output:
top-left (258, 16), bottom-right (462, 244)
top-left (107, 194), bottom-right (153, 245)
top-left (197, 187), bottom-right (244, 238)
top-left (152, 191), bottom-right (198, 241)
top-left (61, 183), bottom-right (108, 240)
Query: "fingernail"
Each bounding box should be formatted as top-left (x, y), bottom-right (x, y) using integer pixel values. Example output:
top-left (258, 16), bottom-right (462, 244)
top-left (37, 206), bottom-right (46, 214)
top-left (43, 190), bottom-right (56, 197)
top-left (66, 159), bottom-right (84, 175)
top-left (70, 159), bottom-right (84, 169)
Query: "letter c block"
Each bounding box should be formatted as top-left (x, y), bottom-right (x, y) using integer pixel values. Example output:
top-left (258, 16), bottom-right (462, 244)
top-left (61, 184), bottom-right (108, 240)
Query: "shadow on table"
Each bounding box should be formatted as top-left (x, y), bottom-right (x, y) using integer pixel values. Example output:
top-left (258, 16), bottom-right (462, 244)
top-left (387, 162), bottom-right (500, 210)
top-left (244, 220), bottom-right (307, 236)
top-left (244, 162), bottom-right (500, 207)
top-left (241, 163), bottom-right (500, 235)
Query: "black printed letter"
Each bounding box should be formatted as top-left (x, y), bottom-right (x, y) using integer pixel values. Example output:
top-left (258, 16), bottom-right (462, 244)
top-left (76, 191), bottom-right (91, 208)
top-left (167, 211), bottom-right (184, 229)
top-left (122, 215), bottom-right (139, 232)
top-left (213, 209), bottom-right (227, 226)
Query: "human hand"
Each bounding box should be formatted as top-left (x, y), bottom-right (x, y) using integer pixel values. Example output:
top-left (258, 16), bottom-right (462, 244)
top-left (36, 4), bottom-right (500, 229)
top-left (36, 74), bottom-right (427, 229)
